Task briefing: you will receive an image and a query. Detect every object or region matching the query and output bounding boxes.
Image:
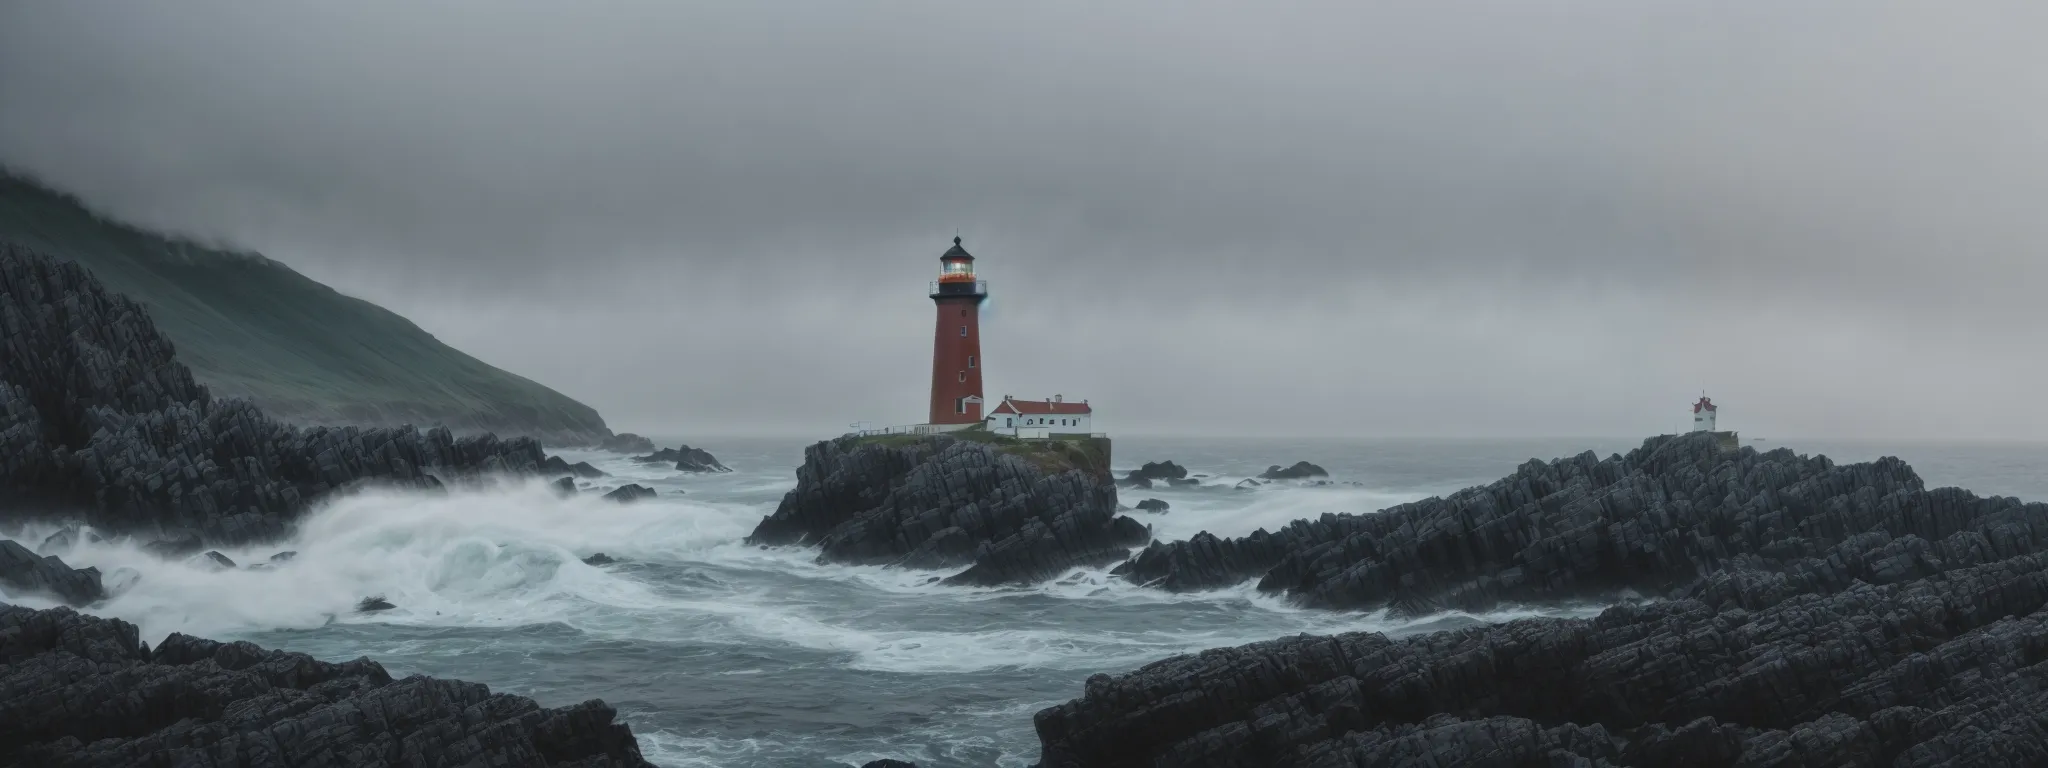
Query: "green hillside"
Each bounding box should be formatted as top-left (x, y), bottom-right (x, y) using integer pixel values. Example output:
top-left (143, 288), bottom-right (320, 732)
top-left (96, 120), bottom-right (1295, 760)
top-left (0, 170), bottom-right (611, 444)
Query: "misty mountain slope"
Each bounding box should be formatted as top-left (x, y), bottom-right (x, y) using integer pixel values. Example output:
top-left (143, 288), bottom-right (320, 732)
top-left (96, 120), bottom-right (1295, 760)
top-left (0, 170), bottom-right (609, 442)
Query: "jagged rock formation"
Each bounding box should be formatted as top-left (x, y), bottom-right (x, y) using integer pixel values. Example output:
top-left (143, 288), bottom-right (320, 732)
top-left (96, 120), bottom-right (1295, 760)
top-left (1118, 460), bottom-right (1187, 489)
top-left (0, 540), bottom-right (102, 605)
top-left (0, 605), bottom-right (651, 766)
top-left (1116, 432), bottom-right (1986, 615)
top-left (601, 484), bottom-right (658, 503)
top-left (746, 435), bottom-right (1149, 586)
top-left (1036, 547), bottom-right (2048, 766)
top-left (1259, 460), bottom-right (1328, 480)
top-left (0, 172), bottom-right (612, 444)
top-left (1135, 498), bottom-right (1170, 514)
top-left (631, 444), bottom-right (731, 473)
top-left (1038, 433), bottom-right (2048, 766)
top-left (356, 596), bottom-right (397, 612)
top-left (595, 432), bottom-right (656, 454)
top-left (543, 455), bottom-right (608, 478)
top-left (0, 244), bottom-right (544, 545)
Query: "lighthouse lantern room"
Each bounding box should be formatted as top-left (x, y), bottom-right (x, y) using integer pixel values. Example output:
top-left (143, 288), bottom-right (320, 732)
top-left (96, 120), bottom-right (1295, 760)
top-left (928, 237), bottom-right (989, 425)
top-left (1691, 395), bottom-right (1718, 433)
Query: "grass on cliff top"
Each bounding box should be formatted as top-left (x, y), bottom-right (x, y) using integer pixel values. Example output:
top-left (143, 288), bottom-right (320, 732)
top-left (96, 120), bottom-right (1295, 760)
top-left (0, 169), bottom-right (609, 440)
top-left (846, 428), bottom-right (1110, 476)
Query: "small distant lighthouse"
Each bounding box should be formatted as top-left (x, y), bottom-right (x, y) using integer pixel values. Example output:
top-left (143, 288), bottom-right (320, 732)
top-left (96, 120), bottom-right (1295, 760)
top-left (928, 237), bottom-right (988, 424)
top-left (1691, 395), bottom-right (1718, 433)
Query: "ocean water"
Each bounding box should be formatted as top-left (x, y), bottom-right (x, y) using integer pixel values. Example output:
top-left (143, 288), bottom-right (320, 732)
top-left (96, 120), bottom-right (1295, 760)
top-left (7, 436), bottom-right (2046, 767)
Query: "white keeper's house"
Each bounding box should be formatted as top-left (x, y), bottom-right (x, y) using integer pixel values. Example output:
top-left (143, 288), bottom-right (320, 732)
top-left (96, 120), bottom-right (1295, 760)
top-left (986, 395), bottom-right (1092, 437)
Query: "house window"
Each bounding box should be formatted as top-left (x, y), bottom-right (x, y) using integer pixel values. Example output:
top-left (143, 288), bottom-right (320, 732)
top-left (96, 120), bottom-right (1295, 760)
top-left (968, 356), bottom-right (976, 368)
top-left (959, 326), bottom-right (967, 337)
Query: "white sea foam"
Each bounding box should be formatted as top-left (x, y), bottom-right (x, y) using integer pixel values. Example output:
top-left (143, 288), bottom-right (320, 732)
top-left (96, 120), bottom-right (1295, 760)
top-left (4, 465), bottom-right (1586, 680)
top-left (9, 478), bottom-right (763, 642)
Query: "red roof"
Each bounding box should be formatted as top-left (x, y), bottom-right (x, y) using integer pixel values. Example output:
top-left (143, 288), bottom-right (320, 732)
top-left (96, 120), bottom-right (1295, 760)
top-left (990, 397), bottom-right (1092, 416)
top-left (1693, 396), bottom-right (1717, 413)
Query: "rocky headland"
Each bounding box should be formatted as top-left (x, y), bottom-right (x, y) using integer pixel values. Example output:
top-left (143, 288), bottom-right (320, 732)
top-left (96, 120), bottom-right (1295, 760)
top-left (746, 433), bottom-right (1148, 586)
top-left (1, 243), bottom-right (546, 548)
top-left (1032, 432), bottom-right (2048, 766)
top-left (0, 604), bottom-right (652, 767)
top-left (1259, 460), bottom-right (1328, 480)
top-left (0, 173), bottom-right (613, 444)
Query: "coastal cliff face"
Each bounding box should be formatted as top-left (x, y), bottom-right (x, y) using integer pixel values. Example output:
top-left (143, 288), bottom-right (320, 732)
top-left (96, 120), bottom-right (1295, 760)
top-left (1, 244), bottom-right (542, 545)
top-left (0, 171), bottom-right (610, 444)
top-left (0, 604), bottom-right (652, 767)
top-left (1037, 434), bottom-right (2048, 766)
top-left (746, 434), bottom-right (1145, 585)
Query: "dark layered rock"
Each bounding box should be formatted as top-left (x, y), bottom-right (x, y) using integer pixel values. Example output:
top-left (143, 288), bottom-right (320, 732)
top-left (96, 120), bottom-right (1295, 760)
top-left (541, 455), bottom-right (606, 478)
top-left (200, 550), bottom-right (236, 570)
top-left (601, 484), bottom-right (657, 503)
top-left (0, 605), bottom-right (652, 767)
top-left (0, 245), bottom-right (543, 546)
top-left (552, 476), bottom-right (580, 497)
top-left (1120, 460), bottom-right (1187, 487)
top-left (582, 553), bottom-right (618, 566)
top-left (1115, 432), bottom-right (1982, 615)
top-left (1035, 545), bottom-right (2048, 767)
top-left (356, 595), bottom-right (396, 612)
top-left (1259, 460), bottom-right (1328, 479)
top-left (746, 435), bottom-right (1148, 586)
top-left (596, 432), bottom-right (656, 454)
top-left (0, 540), bottom-right (102, 605)
top-left (631, 444), bottom-right (731, 473)
top-left (1135, 498), bottom-right (1170, 514)
top-left (1041, 433), bottom-right (2048, 765)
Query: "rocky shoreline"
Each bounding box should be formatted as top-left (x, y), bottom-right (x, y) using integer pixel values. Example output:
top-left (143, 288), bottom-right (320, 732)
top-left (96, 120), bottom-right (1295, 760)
top-left (0, 604), bottom-right (654, 767)
top-left (1029, 433), bottom-right (2048, 766)
top-left (1, 243), bottom-right (547, 548)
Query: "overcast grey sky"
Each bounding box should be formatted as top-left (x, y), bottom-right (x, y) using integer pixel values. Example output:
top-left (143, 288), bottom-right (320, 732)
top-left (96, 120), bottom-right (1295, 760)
top-left (4, 2), bottom-right (2046, 438)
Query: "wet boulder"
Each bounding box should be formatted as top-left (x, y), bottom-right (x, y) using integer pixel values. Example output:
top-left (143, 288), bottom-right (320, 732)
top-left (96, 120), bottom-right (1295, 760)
top-left (551, 477), bottom-right (579, 497)
top-left (632, 444), bottom-right (731, 473)
top-left (0, 540), bottom-right (103, 605)
top-left (356, 595), bottom-right (396, 612)
top-left (1135, 498), bottom-right (1171, 514)
top-left (1122, 460), bottom-right (1187, 485)
top-left (601, 484), bottom-right (658, 503)
top-left (582, 553), bottom-right (619, 566)
top-left (1259, 461), bottom-right (1329, 480)
top-left (201, 551), bottom-right (237, 570)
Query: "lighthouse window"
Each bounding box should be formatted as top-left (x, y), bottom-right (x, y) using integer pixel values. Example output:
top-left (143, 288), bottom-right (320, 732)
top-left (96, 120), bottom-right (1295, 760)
top-left (958, 371), bottom-right (966, 382)
top-left (968, 356), bottom-right (976, 368)
top-left (959, 326), bottom-right (967, 336)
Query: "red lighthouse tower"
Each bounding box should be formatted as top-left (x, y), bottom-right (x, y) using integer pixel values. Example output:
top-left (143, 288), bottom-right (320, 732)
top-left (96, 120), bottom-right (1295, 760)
top-left (929, 236), bottom-right (988, 424)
